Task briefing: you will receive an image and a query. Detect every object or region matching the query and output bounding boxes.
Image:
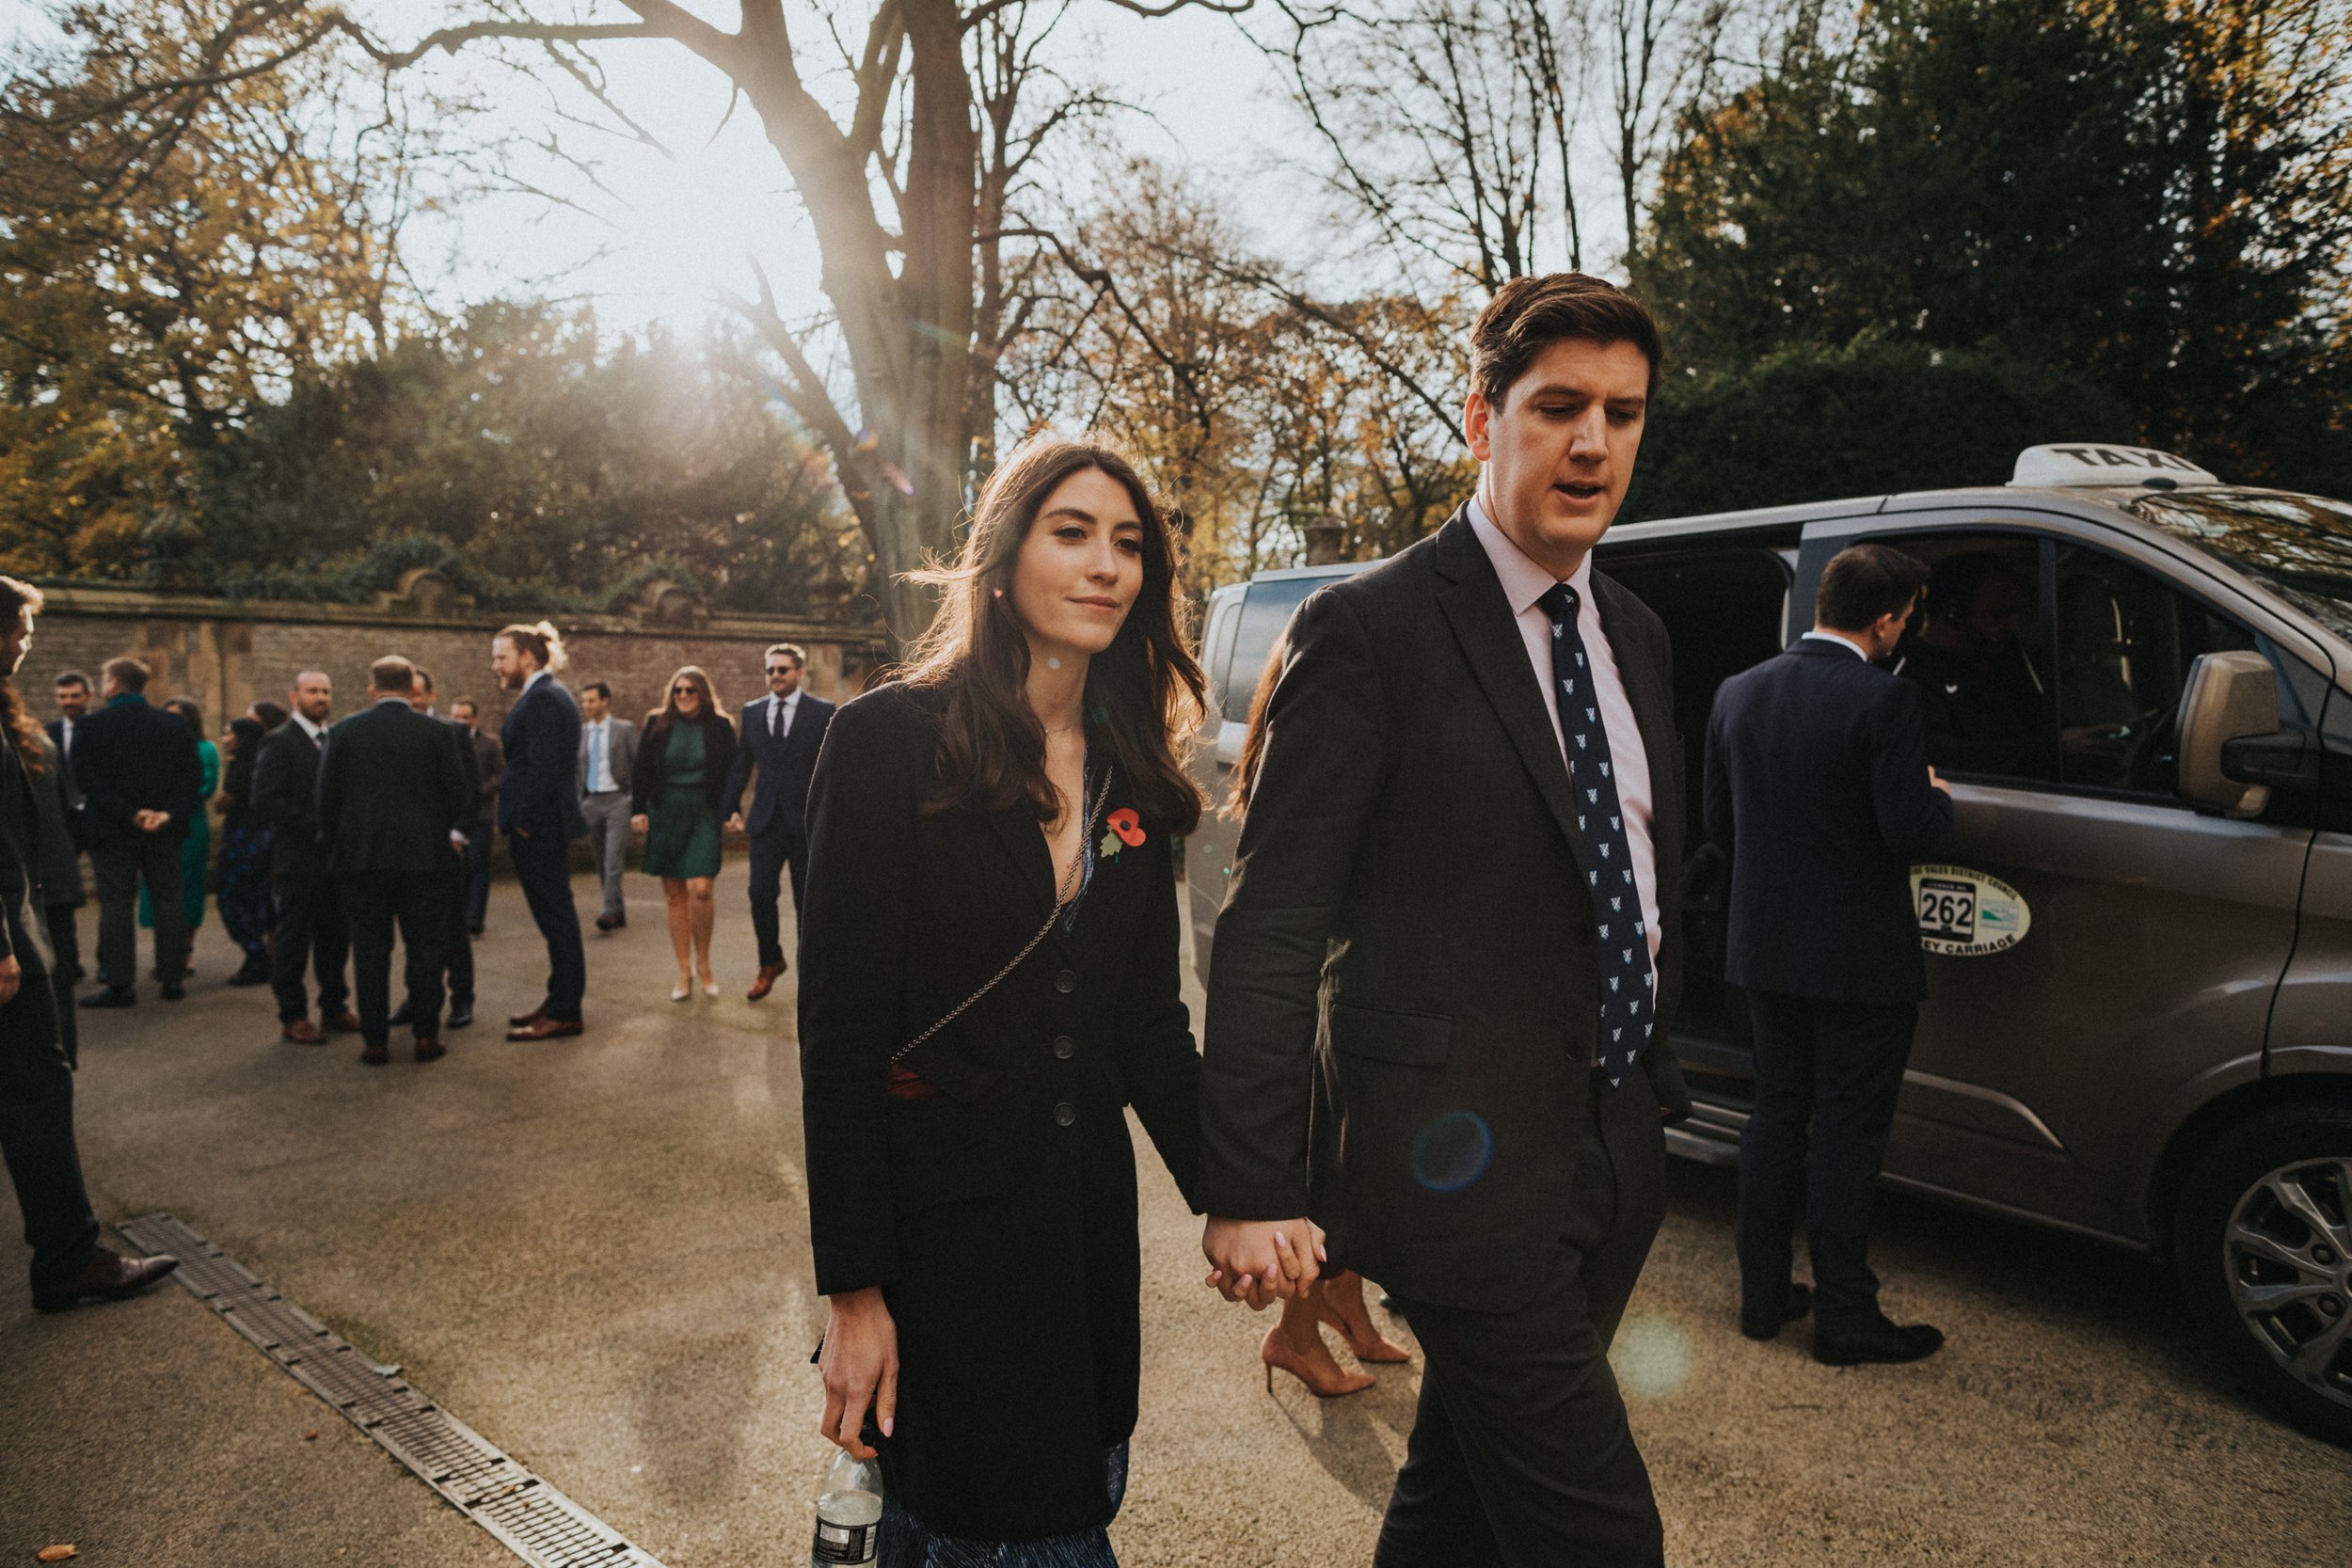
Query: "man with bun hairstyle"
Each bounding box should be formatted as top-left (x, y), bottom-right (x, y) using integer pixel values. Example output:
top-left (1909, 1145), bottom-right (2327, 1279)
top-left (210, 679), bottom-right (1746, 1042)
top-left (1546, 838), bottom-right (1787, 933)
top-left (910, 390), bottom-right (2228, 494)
top-left (1200, 273), bottom-right (1691, 1563)
top-left (490, 622), bottom-right (589, 1040)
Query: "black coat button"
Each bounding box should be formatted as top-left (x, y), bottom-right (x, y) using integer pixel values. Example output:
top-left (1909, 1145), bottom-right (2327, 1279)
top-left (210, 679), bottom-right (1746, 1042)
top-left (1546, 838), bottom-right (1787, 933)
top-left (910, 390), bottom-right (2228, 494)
top-left (1052, 1036), bottom-right (1076, 1060)
top-left (1054, 970), bottom-right (1077, 994)
top-left (1052, 1101), bottom-right (1077, 1127)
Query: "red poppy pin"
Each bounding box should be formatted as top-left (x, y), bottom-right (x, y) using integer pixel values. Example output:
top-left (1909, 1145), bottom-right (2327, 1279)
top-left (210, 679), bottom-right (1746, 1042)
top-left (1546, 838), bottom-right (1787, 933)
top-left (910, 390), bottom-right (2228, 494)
top-left (1099, 807), bottom-right (1144, 861)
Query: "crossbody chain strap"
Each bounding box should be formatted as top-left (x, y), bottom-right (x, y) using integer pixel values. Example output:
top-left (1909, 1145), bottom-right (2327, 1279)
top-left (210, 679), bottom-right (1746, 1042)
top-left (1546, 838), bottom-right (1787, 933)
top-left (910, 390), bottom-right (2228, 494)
top-left (890, 764), bottom-right (1116, 1065)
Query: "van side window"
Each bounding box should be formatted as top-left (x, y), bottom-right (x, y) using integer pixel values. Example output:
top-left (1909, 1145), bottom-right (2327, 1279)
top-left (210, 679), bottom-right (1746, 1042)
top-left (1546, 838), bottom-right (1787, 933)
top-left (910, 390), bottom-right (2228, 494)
top-left (1216, 579), bottom-right (1319, 721)
top-left (1881, 534), bottom-right (2059, 784)
top-left (2053, 545), bottom-right (2256, 797)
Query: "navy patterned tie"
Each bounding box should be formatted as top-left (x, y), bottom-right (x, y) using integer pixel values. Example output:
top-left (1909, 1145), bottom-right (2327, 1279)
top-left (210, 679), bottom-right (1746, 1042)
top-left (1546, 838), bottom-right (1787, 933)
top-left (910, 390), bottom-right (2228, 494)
top-left (1536, 582), bottom-right (1654, 1086)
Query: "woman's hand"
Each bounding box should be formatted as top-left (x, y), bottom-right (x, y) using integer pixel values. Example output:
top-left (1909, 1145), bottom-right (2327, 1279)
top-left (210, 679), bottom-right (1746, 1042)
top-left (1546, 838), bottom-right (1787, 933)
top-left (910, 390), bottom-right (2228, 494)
top-left (629, 814), bottom-right (649, 833)
top-left (818, 1287), bottom-right (898, 1459)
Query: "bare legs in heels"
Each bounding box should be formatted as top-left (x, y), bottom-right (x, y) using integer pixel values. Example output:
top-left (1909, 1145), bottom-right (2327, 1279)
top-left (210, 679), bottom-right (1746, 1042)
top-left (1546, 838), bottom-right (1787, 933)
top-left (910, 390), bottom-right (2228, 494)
top-left (1260, 1269), bottom-right (1412, 1398)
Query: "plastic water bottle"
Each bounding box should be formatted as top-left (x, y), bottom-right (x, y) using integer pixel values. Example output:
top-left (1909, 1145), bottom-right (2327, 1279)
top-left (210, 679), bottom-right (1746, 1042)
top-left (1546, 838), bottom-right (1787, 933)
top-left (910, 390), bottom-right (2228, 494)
top-left (809, 1449), bottom-right (883, 1566)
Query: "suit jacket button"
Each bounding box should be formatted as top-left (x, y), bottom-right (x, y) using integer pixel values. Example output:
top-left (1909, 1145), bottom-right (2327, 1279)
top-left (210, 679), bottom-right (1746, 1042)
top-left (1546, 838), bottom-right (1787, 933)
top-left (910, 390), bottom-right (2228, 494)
top-left (1054, 969), bottom-right (1077, 994)
top-left (1052, 1101), bottom-right (1077, 1127)
top-left (1052, 1036), bottom-right (1076, 1060)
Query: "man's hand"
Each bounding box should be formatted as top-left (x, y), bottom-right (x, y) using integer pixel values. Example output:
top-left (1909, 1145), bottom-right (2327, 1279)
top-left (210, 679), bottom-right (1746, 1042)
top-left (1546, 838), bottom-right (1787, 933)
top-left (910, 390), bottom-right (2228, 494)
top-left (1928, 766), bottom-right (1953, 797)
top-left (629, 814), bottom-right (649, 833)
top-left (724, 813), bottom-right (745, 834)
top-left (132, 808), bottom-right (167, 832)
top-left (1201, 1216), bottom-right (1319, 1308)
top-left (818, 1287), bottom-right (898, 1460)
top-left (0, 955), bottom-right (21, 1006)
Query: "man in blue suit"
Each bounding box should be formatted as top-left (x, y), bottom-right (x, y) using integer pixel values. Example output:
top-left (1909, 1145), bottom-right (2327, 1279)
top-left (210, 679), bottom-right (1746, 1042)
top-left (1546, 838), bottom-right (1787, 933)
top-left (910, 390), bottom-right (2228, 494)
top-left (1705, 543), bottom-right (1955, 1366)
top-left (490, 623), bottom-right (589, 1040)
top-left (722, 642), bottom-right (834, 1001)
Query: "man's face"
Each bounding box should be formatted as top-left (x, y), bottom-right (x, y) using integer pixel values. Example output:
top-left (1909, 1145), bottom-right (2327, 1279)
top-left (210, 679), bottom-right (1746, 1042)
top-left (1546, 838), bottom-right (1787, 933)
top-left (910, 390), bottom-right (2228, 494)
top-left (291, 674), bottom-right (332, 722)
top-left (490, 637), bottom-right (533, 690)
top-left (405, 685), bottom-right (435, 713)
top-left (580, 689), bottom-right (609, 722)
top-left (1465, 337), bottom-right (1651, 578)
top-left (767, 655), bottom-right (803, 698)
top-left (451, 702), bottom-right (477, 729)
top-left (1950, 575), bottom-right (2033, 660)
top-left (54, 677), bottom-right (87, 719)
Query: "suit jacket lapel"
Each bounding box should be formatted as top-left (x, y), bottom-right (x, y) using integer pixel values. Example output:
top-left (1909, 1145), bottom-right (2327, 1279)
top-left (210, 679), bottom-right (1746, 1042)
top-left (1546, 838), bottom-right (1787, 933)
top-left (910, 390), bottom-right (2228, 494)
top-left (1431, 515), bottom-right (1589, 864)
top-left (986, 804), bottom-right (1058, 919)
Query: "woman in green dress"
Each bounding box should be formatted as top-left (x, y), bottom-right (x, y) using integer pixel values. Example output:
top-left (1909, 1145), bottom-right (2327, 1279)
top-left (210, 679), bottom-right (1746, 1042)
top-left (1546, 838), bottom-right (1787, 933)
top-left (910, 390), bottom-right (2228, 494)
top-left (631, 666), bottom-right (739, 1002)
top-left (139, 695), bottom-right (215, 945)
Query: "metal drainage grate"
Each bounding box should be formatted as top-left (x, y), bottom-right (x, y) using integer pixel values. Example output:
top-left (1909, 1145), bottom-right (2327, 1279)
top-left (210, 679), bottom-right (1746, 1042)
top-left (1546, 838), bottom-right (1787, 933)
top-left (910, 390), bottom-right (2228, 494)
top-left (117, 1214), bottom-right (667, 1568)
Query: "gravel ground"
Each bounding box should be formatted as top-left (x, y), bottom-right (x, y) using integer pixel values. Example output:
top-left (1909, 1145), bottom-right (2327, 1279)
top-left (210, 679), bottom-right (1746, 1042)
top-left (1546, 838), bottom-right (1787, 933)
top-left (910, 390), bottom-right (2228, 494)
top-left (3, 869), bottom-right (2344, 1566)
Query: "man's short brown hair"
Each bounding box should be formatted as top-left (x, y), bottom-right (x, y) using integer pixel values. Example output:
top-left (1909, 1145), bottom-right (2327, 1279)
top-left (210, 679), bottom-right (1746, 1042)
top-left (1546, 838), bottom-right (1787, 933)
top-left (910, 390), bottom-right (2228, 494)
top-left (764, 642), bottom-right (806, 669)
top-left (370, 655), bottom-right (417, 693)
top-left (1817, 543), bottom-right (1931, 633)
top-left (1470, 273), bottom-right (1665, 406)
top-left (101, 656), bottom-right (151, 692)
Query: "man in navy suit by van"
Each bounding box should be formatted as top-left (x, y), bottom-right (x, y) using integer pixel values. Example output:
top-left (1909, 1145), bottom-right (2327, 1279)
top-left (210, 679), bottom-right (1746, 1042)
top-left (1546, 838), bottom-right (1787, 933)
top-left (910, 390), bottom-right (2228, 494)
top-left (1706, 542), bottom-right (1956, 1366)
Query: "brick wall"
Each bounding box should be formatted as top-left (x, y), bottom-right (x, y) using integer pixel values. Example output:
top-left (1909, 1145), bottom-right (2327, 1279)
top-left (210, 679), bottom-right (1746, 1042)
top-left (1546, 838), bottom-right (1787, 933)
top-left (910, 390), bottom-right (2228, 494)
top-left (19, 578), bottom-right (887, 737)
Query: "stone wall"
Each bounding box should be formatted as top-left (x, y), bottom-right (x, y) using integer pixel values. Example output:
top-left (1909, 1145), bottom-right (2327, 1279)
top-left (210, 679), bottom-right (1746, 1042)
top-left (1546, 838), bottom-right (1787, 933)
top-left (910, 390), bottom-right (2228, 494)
top-left (19, 571), bottom-right (889, 735)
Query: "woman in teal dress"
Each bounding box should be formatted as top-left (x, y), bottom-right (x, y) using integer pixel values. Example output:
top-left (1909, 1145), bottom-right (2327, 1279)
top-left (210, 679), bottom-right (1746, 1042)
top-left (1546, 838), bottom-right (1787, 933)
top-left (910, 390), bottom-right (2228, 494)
top-left (139, 695), bottom-right (215, 945)
top-left (631, 666), bottom-right (738, 1002)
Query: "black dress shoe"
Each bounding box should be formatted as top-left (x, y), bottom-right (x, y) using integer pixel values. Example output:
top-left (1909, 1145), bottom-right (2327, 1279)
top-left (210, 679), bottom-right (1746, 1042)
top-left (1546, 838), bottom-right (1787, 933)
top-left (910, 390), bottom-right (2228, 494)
top-left (1740, 1281), bottom-right (1815, 1341)
top-left (160, 980), bottom-right (185, 1001)
top-left (468, 923), bottom-right (485, 937)
top-left (229, 958), bottom-right (273, 987)
top-left (445, 1002), bottom-right (474, 1030)
top-left (389, 999), bottom-right (415, 1027)
top-left (80, 987), bottom-right (135, 1009)
top-left (34, 1249), bottom-right (180, 1313)
top-left (1813, 1315), bottom-right (1946, 1367)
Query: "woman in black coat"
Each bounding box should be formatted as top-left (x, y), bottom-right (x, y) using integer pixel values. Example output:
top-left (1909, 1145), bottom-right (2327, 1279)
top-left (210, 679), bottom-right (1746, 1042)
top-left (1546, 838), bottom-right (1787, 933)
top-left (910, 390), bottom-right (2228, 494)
top-left (801, 440), bottom-right (1257, 1563)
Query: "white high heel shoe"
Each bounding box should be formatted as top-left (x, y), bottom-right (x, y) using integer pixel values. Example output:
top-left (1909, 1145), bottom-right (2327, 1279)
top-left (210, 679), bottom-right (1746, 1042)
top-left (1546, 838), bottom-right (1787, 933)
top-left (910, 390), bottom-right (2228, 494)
top-left (700, 975), bottom-right (720, 998)
top-left (671, 981), bottom-right (691, 1003)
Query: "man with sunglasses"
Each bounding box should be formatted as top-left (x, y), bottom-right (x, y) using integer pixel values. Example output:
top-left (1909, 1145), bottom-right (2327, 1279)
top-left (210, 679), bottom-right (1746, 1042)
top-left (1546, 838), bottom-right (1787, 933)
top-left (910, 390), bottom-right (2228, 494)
top-left (722, 643), bottom-right (834, 1000)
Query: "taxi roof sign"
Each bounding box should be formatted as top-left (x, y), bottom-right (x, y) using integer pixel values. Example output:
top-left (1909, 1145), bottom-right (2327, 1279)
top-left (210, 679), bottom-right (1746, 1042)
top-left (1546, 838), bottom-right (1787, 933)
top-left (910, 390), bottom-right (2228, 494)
top-left (2010, 443), bottom-right (2219, 488)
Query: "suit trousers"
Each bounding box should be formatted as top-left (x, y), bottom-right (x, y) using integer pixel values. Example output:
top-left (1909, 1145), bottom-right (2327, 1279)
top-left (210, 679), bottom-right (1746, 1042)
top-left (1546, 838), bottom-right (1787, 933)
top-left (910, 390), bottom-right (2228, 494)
top-left (442, 849), bottom-right (474, 1006)
top-left (343, 871), bottom-right (448, 1047)
top-left (0, 965), bottom-right (100, 1291)
top-left (1735, 992), bottom-right (1918, 1336)
top-left (746, 825), bottom-right (807, 968)
top-left (270, 870), bottom-right (349, 1022)
top-left (91, 835), bottom-right (188, 991)
top-left (43, 904), bottom-right (79, 1069)
top-left (509, 829), bottom-right (585, 1021)
top-left (1375, 1068), bottom-right (1669, 1568)
top-left (460, 824), bottom-right (491, 928)
top-left (580, 791), bottom-right (630, 917)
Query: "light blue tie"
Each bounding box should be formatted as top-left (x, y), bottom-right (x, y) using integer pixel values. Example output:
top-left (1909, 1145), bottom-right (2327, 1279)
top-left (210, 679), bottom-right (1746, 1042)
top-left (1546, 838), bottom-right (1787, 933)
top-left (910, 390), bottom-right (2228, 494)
top-left (589, 725), bottom-right (602, 793)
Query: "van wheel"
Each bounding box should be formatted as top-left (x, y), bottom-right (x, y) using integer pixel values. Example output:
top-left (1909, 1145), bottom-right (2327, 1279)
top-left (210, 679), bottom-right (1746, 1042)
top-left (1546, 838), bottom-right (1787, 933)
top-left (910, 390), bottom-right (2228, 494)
top-left (2175, 1107), bottom-right (2352, 1448)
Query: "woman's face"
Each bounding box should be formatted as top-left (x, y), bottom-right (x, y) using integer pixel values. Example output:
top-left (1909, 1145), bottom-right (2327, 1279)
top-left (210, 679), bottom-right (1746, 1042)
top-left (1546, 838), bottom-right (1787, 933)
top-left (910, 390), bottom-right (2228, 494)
top-left (673, 679), bottom-right (703, 717)
top-left (1008, 467), bottom-right (1146, 663)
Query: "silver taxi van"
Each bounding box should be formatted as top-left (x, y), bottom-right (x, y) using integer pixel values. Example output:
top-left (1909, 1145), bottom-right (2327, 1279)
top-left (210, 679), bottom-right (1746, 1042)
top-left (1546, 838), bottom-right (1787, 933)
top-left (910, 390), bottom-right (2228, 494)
top-left (1185, 444), bottom-right (2352, 1444)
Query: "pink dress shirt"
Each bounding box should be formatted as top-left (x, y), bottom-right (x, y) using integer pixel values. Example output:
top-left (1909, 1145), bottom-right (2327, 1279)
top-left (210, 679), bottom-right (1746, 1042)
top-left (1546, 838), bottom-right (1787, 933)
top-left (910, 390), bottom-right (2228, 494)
top-left (1467, 497), bottom-right (1664, 967)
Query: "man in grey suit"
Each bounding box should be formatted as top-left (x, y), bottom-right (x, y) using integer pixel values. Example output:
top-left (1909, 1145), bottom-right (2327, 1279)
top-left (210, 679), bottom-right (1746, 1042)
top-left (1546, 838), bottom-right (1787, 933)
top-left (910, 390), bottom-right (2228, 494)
top-left (576, 682), bottom-right (638, 932)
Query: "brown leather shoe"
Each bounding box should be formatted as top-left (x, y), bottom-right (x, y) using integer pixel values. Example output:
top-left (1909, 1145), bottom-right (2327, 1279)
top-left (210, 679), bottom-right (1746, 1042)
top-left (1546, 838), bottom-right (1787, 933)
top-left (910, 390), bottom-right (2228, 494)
top-left (281, 1018), bottom-right (326, 1045)
top-left (414, 1034), bottom-right (445, 1063)
top-left (507, 1016), bottom-right (582, 1041)
top-left (507, 1006), bottom-right (547, 1028)
top-left (746, 960), bottom-right (787, 1002)
top-left (359, 1039), bottom-right (390, 1066)
top-left (323, 1009), bottom-right (361, 1035)
top-left (34, 1249), bottom-right (180, 1313)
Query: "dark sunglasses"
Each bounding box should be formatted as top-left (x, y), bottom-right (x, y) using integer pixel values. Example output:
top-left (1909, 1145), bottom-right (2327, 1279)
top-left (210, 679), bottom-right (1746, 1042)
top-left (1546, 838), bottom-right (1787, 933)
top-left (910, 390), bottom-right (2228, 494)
top-left (766, 665), bottom-right (797, 676)
top-left (671, 685), bottom-right (697, 696)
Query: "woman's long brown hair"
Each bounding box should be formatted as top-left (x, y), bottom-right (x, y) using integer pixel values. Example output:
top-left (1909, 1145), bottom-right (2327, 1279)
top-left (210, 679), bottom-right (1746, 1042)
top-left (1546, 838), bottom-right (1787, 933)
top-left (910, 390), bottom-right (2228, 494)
top-left (644, 664), bottom-right (727, 746)
top-left (900, 440), bottom-right (1206, 832)
top-left (0, 577), bottom-right (47, 774)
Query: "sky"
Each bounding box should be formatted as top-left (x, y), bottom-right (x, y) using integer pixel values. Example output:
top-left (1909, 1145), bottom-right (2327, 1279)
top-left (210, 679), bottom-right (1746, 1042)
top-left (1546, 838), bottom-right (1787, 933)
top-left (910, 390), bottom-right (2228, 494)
top-left (0, 0), bottom-right (1315, 338)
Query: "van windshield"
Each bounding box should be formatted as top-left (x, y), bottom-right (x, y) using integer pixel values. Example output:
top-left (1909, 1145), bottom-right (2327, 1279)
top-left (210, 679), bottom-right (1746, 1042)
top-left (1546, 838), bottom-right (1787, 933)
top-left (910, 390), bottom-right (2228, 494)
top-left (2126, 489), bottom-right (2352, 641)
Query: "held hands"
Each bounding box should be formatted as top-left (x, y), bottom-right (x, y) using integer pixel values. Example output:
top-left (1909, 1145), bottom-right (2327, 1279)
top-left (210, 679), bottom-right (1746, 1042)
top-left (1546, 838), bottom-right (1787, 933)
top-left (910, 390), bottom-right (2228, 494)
top-left (818, 1286), bottom-right (898, 1460)
top-left (1201, 1216), bottom-right (1322, 1309)
top-left (0, 955), bottom-right (19, 1006)
top-left (629, 815), bottom-right (649, 833)
top-left (132, 809), bottom-right (168, 833)
top-left (724, 813), bottom-right (745, 834)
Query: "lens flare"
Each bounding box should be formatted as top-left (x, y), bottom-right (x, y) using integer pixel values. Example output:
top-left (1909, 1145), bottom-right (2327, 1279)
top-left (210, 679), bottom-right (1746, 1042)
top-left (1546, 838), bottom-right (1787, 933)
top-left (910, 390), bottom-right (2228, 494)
top-left (1411, 1111), bottom-right (1494, 1192)
top-left (1612, 1313), bottom-right (1692, 1400)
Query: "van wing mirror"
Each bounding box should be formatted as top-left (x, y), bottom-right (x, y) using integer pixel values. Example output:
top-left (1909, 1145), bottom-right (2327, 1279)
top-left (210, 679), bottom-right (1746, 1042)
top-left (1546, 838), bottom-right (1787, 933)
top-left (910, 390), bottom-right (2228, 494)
top-left (2178, 651), bottom-right (2280, 817)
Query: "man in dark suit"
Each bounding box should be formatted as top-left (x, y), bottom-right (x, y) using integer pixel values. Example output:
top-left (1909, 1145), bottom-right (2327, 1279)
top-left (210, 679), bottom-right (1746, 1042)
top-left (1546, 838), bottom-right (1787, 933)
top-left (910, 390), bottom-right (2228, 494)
top-left (448, 696), bottom-right (502, 935)
top-left (69, 657), bottom-right (201, 1007)
top-left (252, 671), bottom-right (357, 1043)
top-left (394, 669), bottom-right (478, 1033)
top-left (318, 656), bottom-right (469, 1065)
top-left (1706, 543), bottom-right (1957, 1365)
top-left (0, 580), bottom-right (177, 1311)
top-left (42, 669), bottom-right (91, 986)
top-left (491, 623), bottom-right (588, 1040)
top-left (722, 641), bottom-right (834, 1000)
top-left (1200, 275), bottom-right (1692, 1565)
